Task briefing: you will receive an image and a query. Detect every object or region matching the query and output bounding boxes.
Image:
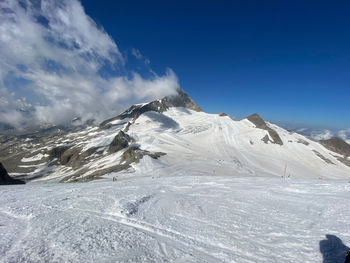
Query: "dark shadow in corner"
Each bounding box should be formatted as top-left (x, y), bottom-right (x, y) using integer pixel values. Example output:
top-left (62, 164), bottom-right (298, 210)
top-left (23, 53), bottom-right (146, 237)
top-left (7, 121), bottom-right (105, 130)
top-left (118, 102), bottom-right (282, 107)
top-left (320, 234), bottom-right (349, 263)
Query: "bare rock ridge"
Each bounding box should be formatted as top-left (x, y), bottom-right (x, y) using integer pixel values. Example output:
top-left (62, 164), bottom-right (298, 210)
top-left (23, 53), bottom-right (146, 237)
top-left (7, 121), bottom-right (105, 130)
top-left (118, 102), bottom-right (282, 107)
top-left (319, 137), bottom-right (350, 167)
top-left (247, 113), bottom-right (283, 145)
top-left (54, 130), bottom-right (165, 182)
top-left (108, 131), bottom-right (132, 154)
top-left (100, 88), bottom-right (202, 129)
top-left (0, 162), bottom-right (25, 185)
top-left (319, 137), bottom-right (350, 157)
top-left (61, 146), bottom-right (166, 183)
top-left (49, 146), bottom-right (100, 169)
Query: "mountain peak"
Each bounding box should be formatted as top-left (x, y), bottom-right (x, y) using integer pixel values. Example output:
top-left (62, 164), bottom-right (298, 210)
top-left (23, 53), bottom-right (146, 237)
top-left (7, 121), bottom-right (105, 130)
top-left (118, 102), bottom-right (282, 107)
top-left (246, 113), bottom-right (266, 129)
top-left (163, 88), bottom-right (202, 112)
top-left (246, 113), bottom-right (283, 145)
top-left (100, 88), bottom-right (201, 128)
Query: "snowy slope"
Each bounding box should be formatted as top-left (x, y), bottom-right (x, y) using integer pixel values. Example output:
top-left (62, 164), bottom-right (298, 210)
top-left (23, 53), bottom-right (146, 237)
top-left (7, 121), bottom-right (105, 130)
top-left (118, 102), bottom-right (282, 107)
top-left (1, 95), bottom-right (350, 262)
top-left (124, 107), bottom-right (350, 180)
top-left (3, 104), bottom-right (349, 182)
top-left (1, 176), bottom-right (349, 262)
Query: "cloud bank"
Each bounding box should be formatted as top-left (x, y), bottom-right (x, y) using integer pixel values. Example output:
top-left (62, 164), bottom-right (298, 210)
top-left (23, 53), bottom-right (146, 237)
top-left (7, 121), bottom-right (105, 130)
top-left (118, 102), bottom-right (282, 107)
top-left (0, 0), bottom-right (179, 130)
top-left (310, 130), bottom-right (334, 141)
top-left (310, 129), bottom-right (350, 144)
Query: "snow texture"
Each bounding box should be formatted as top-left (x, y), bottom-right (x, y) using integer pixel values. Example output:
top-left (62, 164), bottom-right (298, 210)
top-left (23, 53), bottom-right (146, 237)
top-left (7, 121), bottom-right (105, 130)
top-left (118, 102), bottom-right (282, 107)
top-left (0, 176), bottom-right (349, 262)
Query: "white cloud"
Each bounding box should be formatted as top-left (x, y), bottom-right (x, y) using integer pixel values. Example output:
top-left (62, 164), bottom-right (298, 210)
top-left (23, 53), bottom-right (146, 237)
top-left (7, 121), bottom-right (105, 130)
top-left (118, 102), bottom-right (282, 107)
top-left (338, 129), bottom-right (350, 144)
top-left (0, 0), bottom-right (178, 130)
top-left (131, 48), bottom-right (143, 60)
top-left (131, 48), bottom-right (151, 65)
top-left (310, 130), bottom-right (333, 141)
top-left (309, 128), bottom-right (350, 144)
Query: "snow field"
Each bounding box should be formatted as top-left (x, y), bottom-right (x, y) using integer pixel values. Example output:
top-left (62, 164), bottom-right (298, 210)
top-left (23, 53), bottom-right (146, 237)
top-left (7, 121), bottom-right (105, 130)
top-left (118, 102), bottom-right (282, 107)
top-left (1, 176), bottom-right (349, 262)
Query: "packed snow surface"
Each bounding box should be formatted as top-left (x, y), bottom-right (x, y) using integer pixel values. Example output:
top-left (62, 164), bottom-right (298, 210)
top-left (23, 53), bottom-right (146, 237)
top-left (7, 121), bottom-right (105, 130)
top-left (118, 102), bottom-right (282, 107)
top-left (1, 176), bottom-right (349, 262)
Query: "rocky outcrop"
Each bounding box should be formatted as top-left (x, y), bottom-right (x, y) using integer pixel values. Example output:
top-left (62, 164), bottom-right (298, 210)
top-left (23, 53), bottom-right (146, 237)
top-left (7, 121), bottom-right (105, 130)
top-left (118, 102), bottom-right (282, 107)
top-left (247, 113), bottom-right (283, 145)
top-left (49, 145), bottom-right (99, 169)
top-left (261, 135), bottom-right (270, 144)
top-left (163, 88), bottom-right (202, 112)
top-left (61, 146), bottom-right (166, 182)
top-left (319, 137), bottom-right (350, 168)
top-left (49, 145), bottom-right (70, 162)
top-left (312, 150), bottom-right (334, 164)
top-left (120, 146), bottom-right (166, 164)
top-left (100, 88), bottom-right (202, 129)
top-left (0, 162), bottom-right (25, 185)
top-left (297, 139), bottom-right (310, 146)
top-left (108, 131), bottom-right (132, 154)
top-left (320, 137), bottom-right (350, 157)
top-left (218, 112), bottom-right (228, 117)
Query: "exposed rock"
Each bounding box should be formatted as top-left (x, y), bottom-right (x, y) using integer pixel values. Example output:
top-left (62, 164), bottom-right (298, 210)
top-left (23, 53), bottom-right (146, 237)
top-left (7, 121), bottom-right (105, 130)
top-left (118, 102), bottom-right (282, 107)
top-left (164, 88), bottom-right (202, 112)
top-left (337, 157), bottom-right (350, 167)
top-left (60, 147), bottom-right (81, 166)
top-left (61, 146), bottom-right (166, 182)
top-left (50, 146), bottom-right (99, 168)
top-left (61, 164), bottom-right (129, 183)
top-left (49, 145), bottom-right (70, 162)
top-left (312, 150), bottom-right (334, 164)
top-left (121, 146), bottom-right (166, 164)
top-left (319, 137), bottom-right (350, 157)
top-left (0, 162), bottom-right (25, 185)
top-left (261, 135), bottom-right (270, 144)
top-left (108, 131), bottom-right (132, 154)
top-left (218, 112), bottom-right (228, 117)
top-left (247, 114), bottom-right (283, 145)
top-left (297, 139), bottom-right (310, 146)
top-left (100, 88), bottom-right (202, 129)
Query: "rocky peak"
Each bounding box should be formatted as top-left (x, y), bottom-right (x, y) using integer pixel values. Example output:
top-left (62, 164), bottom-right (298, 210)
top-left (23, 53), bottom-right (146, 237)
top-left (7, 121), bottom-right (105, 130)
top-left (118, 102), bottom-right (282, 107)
top-left (246, 113), bottom-right (283, 145)
top-left (100, 88), bottom-right (201, 129)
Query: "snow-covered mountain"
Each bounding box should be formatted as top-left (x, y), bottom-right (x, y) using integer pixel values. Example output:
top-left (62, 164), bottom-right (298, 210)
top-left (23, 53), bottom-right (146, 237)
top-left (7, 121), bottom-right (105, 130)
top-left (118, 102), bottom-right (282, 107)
top-left (1, 89), bottom-right (350, 263)
top-left (1, 88), bottom-right (350, 182)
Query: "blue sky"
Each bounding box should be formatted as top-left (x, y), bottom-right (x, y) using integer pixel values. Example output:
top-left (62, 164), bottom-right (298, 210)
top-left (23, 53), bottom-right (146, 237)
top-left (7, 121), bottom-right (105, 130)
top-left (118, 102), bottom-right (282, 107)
top-left (0, 0), bottom-right (349, 134)
top-left (82, 0), bottom-right (350, 128)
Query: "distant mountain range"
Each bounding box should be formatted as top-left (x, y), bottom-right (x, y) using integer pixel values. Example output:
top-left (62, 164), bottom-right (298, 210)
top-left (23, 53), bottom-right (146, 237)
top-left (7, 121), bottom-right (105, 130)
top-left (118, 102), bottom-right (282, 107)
top-left (1, 88), bottom-right (349, 183)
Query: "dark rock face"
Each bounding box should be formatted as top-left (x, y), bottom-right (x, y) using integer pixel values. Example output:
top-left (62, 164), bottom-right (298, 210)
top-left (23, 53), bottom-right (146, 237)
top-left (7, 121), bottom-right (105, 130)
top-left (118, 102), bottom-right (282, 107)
top-left (49, 146), bottom-right (99, 168)
top-left (61, 146), bottom-right (166, 182)
top-left (49, 146), bottom-right (70, 162)
top-left (218, 112), bottom-right (228, 117)
top-left (100, 88), bottom-right (202, 129)
top-left (247, 113), bottom-right (283, 145)
top-left (297, 139), bottom-right (310, 146)
top-left (312, 150), bottom-right (334, 164)
top-left (261, 135), bottom-right (270, 144)
top-left (0, 162), bottom-right (25, 185)
top-left (319, 137), bottom-right (350, 168)
top-left (108, 131), bottom-right (132, 154)
top-left (163, 88), bottom-right (202, 112)
top-left (320, 137), bottom-right (350, 157)
top-left (120, 146), bottom-right (166, 164)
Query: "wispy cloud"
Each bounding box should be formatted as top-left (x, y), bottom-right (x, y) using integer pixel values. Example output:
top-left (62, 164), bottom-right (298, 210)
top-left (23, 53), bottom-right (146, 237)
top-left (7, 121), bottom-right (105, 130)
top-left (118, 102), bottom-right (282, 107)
top-left (0, 0), bottom-right (178, 130)
top-left (131, 48), bottom-right (150, 65)
top-left (338, 128), bottom-right (350, 144)
top-left (311, 130), bottom-right (333, 141)
top-left (309, 129), bottom-right (350, 144)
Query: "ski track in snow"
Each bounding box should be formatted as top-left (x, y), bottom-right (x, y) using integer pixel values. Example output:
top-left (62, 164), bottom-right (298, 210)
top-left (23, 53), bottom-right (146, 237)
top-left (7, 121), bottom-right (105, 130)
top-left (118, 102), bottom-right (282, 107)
top-left (1, 176), bottom-right (350, 262)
